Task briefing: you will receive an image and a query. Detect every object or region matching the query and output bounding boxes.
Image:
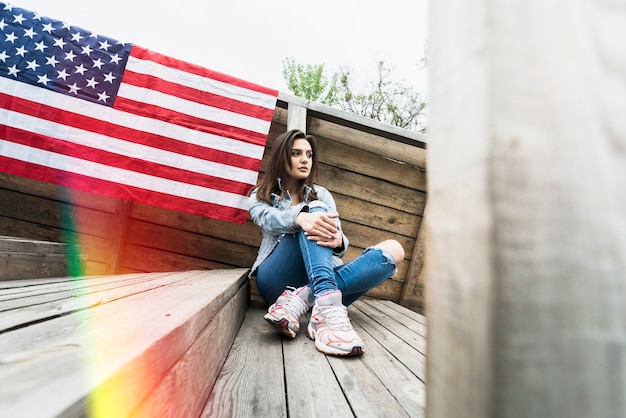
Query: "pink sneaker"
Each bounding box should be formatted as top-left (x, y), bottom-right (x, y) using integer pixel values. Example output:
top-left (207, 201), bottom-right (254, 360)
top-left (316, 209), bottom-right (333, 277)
top-left (264, 286), bottom-right (313, 338)
top-left (306, 290), bottom-right (364, 356)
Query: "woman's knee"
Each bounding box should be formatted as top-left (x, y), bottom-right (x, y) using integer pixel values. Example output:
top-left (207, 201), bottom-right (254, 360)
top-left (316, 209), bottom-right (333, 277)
top-left (374, 239), bottom-right (405, 264)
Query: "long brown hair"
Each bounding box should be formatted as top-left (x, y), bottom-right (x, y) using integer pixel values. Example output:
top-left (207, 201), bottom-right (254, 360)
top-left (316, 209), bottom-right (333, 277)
top-left (254, 129), bottom-right (319, 203)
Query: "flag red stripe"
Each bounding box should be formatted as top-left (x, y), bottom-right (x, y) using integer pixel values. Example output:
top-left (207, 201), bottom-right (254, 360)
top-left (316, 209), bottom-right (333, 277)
top-left (0, 155), bottom-right (249, 223)
top-left (130, 46), bottom-right (278, 97)
top-left (1, 125), bottom-right (254, 195)
top-left (120, 69), bottom-right (275, 121)
top-left (1, 93), bottom-right (263, 172)
top-left (113, 96), bottom-right (269, 147)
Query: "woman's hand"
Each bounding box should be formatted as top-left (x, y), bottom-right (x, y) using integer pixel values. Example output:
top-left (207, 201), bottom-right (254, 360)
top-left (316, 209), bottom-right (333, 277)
top-left (296, 212), bottom-right (343, 248)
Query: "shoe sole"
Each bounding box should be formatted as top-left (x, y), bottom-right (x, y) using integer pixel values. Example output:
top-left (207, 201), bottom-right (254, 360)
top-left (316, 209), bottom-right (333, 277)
top-left (264, 314), bottom-right (297, 339)
top-left (306, 327), bottom-right (364, 356)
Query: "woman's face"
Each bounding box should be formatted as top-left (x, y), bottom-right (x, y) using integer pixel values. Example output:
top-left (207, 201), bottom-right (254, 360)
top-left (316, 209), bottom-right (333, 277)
top-left (285, 138), bottom-right (313, 181)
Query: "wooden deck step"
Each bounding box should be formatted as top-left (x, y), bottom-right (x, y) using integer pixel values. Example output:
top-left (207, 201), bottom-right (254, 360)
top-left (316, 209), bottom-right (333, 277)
top-left (0, 236), bottom-right (85, 281)
top-left (0, 268), bottom-right (249, 417)
top-left (204, 299), bottom-right (427, 417)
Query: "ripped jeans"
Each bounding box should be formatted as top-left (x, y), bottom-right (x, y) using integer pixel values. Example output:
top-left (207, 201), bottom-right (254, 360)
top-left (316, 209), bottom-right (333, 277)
top-left (255, 207), bottom-right (397, 306)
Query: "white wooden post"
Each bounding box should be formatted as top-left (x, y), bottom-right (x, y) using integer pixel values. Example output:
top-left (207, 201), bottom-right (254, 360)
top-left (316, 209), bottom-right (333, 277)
top-left (426, 0), bottom-right (626, 417)
top-left (287, 102), bottom-right (307, 133)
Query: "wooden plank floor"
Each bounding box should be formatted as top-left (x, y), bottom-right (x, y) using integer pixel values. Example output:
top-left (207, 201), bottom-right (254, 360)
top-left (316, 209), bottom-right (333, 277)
top-left (204, 299), bottom-right (427, 417)
top-left (0, 269), bottom-right (248, 417)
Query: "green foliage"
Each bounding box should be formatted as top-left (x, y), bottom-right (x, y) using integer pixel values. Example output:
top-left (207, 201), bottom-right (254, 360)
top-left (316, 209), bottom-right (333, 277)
top-left (336, 61), bottom-right (426, 132)
top-left (281, 57), bottom-right (339, 106)
top-left (282, 57), bottom-right (427, 133)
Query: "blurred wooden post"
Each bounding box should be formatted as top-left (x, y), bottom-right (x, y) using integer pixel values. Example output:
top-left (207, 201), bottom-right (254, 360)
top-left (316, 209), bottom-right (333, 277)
top-left (287, 102), bottom-right (307, 133)
top-left (426, 1), bottom-right (626, 417)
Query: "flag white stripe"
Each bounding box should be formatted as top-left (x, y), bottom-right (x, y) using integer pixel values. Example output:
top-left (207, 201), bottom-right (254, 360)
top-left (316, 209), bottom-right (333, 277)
top-left (117, 83), bottom-right (271, 135)
top-left (1, 109), bottom-right (259, 184)
top-left (0, 140), bottom-right (249, 210)
top-left (0, 78), bottom-right (266, 159)
top-left (126, 55), bottom-right (277, 110)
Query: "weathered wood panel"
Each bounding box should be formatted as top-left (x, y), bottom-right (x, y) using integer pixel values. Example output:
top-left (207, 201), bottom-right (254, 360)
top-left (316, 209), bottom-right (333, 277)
top-left (0, 173), bottom-right (128, 271)
top-left (0, 187), bottom-right (117, 238)
top-left (309, 116), bottom-right (427, 170)
top-left (316, 132), bottom-right (426, 192)
top-left (318, 164), bottom-right (427, 215)
top-left (129, 204), bottom-right (262, 248)
top-left (117, 244), bottom-right (233, 274)
top-left (0, 236), bottom-right (85, 280)
top-left (123, 220), bottom-right (257, 267)
top-left (273, 104), bottom-right (427, 170)
top-left (334, 193), bottom-right (421, 238)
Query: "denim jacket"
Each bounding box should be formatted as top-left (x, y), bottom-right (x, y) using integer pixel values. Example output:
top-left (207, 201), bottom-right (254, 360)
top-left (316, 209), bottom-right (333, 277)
top-left (248, 180), bottom-right (349, 277)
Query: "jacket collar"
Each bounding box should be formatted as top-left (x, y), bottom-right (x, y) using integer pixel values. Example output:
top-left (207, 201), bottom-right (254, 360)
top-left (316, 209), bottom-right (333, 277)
top-left (276, 178), bottom-right (312, 199)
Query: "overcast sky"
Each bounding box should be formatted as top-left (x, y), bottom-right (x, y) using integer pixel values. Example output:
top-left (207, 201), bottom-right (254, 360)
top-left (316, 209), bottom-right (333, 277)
top-left (10, 0), bottom-right (428, 95)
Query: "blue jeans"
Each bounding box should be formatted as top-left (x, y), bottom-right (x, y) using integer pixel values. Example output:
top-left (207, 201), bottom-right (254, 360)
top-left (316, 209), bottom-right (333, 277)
top-left (256, 208), bottom-right (398, 306)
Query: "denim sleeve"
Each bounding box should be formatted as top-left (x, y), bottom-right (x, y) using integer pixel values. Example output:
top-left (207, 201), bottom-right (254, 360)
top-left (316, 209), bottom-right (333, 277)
top-left (248, 190), bottom-right (303, 235)
top-left (332, 232), bottom-right (349, 259)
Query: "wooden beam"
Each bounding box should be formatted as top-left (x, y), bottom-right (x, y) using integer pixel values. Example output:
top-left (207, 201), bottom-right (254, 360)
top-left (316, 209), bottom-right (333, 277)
top-left (0, 236), bottom-right (84, 281)
top-left (309, 117), bottom-right (427, 169)
top-left (277, 91), bottom-right (427, 147)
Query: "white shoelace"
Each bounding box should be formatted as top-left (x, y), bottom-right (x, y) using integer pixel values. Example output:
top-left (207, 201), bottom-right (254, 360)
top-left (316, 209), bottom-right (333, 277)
top-left (283, 287), bottom-right (310, 318)
top-left (319, 305), bottom-right (353, 331)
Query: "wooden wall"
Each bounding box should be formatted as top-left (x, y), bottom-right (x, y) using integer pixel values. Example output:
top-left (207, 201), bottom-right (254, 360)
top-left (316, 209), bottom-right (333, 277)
top-left (0, 93), bottom-right (427, 312)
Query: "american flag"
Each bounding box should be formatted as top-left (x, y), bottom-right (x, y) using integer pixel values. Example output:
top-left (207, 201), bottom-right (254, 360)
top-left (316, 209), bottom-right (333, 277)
top-left (0, 2), bottom-right (277, 224)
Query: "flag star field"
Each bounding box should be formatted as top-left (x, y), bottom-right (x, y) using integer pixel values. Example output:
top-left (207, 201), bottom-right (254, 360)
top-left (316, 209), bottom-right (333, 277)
top-left (0, 6), bottom-right (130, 105)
